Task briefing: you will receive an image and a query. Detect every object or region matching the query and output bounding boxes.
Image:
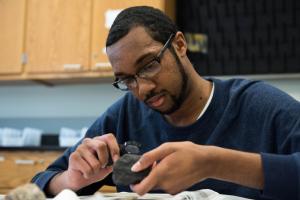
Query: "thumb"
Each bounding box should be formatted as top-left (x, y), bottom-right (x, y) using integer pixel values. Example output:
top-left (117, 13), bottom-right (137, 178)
top-left (131, 143), bottom-right (174, 172)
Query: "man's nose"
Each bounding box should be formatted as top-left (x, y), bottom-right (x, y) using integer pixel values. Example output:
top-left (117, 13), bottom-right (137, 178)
top-left (136, 78), bottom-right (156, 98)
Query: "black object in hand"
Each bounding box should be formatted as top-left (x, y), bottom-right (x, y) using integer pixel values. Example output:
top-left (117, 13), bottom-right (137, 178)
top-left (112, 154), bottom-right (151, 186)
top-left (107, 141), bottom-right (142, 166)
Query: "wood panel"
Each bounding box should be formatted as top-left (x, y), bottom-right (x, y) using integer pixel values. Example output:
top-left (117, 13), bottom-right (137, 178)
top-left (100, 185), bottom-right (117, 193)
top-left (0, 0), bottom-right (175, 83)
top-left (0, 150), bottom-right (116, 195)
top-left (91, 0), bottom-right (175, 72)
top-left (25, 0), bottom-right (92, 73)
top-left (0, 150), bottom-right (62, 194)
top-left (0, 0), bottom-right (25, 74)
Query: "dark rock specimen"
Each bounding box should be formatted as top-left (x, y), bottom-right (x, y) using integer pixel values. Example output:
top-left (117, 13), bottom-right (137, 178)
top-left (112, 154), bottom-right (151, 186)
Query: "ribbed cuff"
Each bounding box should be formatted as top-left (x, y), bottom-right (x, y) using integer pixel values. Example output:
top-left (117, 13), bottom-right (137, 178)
top-left (31, 170), bottom-right (62, 197)
top-left (260, 153), bottom-right (299, 199)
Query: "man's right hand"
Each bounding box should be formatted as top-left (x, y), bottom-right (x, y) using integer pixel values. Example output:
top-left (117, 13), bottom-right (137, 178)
top-left (47, 133), bottom-right (120, 195)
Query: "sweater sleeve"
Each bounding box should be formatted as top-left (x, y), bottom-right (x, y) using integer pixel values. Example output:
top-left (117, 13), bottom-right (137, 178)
top-left (31, 99), bottom-right (123, 196)
top-left (31, 145), bottom-right (76, 196)
top-left (31, 137), bottom-right (114, 196)
top-left (31, 146), bottom-right (74, 196)
top-left (259, 84), bottom-right (300, 199)
top-left (261, 152), bottom-right (300, 199)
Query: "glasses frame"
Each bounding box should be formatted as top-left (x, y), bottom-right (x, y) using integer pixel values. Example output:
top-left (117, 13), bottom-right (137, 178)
top-left (112, 34), bottom-right (175, 91)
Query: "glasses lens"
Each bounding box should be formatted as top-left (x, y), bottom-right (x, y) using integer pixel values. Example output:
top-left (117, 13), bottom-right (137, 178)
top-left (118, 77), bottom-right (137, 91)
top-left (116, 82), bottom-right (128, 90)
top-left (139, 60), bottom-right (161, 78)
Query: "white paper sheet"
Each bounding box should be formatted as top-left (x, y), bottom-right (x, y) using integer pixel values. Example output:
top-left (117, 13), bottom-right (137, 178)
top-left (47, 189), bottom-right (253, 200)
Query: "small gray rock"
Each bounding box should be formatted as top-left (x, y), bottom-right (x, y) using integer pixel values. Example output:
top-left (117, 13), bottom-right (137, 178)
top-left (112, 154), bottom-right (151, 186)
top-left (5, 183), bottom-right (46, 200)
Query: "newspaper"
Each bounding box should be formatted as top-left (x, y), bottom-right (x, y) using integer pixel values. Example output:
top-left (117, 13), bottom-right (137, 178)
top-left (49, 189), bottom-right (252, 200)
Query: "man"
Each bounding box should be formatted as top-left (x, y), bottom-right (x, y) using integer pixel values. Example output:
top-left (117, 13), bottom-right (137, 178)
top-left (32, 6), bottom-right (300, 200)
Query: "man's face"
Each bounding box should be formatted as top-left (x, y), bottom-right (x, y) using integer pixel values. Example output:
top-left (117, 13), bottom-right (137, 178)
top-left (106, 27), bottom-right (188, 114)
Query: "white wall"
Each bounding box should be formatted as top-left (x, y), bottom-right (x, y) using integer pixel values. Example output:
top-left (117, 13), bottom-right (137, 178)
top-left (0, 78), bottom-right (299, 132)
top-left (0, 83), bottom-right (123, 118)
top-left (0, 83), bottom-right (123, 132)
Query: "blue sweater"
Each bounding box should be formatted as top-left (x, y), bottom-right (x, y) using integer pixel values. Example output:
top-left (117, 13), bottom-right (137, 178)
top-left (32, 78), bottom-right (300, 200)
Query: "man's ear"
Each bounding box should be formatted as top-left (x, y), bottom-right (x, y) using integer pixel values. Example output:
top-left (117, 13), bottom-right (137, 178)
top-left (173, 31), bottom-right (187, 56)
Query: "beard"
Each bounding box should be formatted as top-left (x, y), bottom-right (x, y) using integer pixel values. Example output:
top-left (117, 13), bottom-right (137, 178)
top-left (145, 48), bottom-right (189, 115)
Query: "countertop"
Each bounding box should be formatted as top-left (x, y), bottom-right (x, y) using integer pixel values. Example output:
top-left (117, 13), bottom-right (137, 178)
top-left (0, 146), bottom-right (67, 151)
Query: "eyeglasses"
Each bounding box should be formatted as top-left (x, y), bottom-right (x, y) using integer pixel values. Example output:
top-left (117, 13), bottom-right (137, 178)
top-left (112, 34), bottom-right (175, 91)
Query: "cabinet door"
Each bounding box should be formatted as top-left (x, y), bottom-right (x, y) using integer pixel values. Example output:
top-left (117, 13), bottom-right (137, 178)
top-left (0, 0), bottom-right (25, 75)
top-left (91, 0), bottom-right (175, 72)
top-left (25, 0), bottom-right (92, 74)
top-left (0, 151), bottom-right (62, 194)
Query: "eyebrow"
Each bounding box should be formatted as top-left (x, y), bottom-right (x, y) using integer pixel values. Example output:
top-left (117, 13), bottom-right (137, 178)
top-left (134, 52), bottom-right (155, 67)
top-left (114, 52), bottom-right (156, 77)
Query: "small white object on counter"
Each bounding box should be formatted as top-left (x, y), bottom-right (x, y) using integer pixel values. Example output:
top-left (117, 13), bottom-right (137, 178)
top-left (59, 127), bottom-right (87, 147)
top-left (1, 128), bottom-right (23, 146)
top-left (22, 127), bottom-right (42, 146)
top-left (52, 189), bottom-right (80, 200)
top-left (0, 127), bottom-right (42, 147)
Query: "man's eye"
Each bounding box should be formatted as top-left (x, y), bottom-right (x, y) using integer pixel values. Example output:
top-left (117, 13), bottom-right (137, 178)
top-left (142, 60), bottom-right (159, 72)
top-left (122, 78), bottom-right (135, 85)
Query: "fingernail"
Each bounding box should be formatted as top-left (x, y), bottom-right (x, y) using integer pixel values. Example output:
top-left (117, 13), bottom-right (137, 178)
top-left (131, 161), bottom-right (141, 172)
top-left (113, 155), bottom-right (119, 162)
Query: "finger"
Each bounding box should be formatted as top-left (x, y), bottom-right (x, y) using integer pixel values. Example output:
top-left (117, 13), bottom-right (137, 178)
top-left (130, 169), bottom-right (158, 196)
top-left (152, 161), bottom-right (157, 169)
top-left (94, 141), bottom-right (110, 167)
top-left (96, 133), bottom-right (120, 162)
top-left (83, 138), bottom-right (109, 168)
top-left (131, 143), bottom-right (175, 172)
top-left (78, 148), bottom-right (103, 175)
top-left (131, 156), bottom-right (173, 195)
top-left (102, 165), bottom-right (113, 175)
top-left (69, 152), bottom-right (93, 179)
top-left (94, 165), bottom-right (114, 180)
top-left (81, 148), bottom-right (103, 172)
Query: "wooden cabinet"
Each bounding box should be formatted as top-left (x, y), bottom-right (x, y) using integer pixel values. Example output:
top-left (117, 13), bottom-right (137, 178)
top-left (0, 0), bottom-right (175, 82)
top-left (0, 150), bottom-right (62, 194)
top-left (0, 150), bottom-right (117, 194)
top-left (25, 0), bottom-right (92, 74)
top-left (91, 0), bottom-right (175, 72)
top-left (0, 0), bottom-right (25, 75)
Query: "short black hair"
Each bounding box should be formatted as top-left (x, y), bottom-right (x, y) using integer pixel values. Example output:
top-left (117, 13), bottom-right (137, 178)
top-left (106, 6), bottom-right (178, 47)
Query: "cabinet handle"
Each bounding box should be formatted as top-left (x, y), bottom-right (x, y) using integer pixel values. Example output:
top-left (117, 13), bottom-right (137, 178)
top-left (15, 159), bottom-right (35, 165)
top-left (93, 62), bottom-right (111, 70)
top-left (0, 156), bottom-right (5, 162)
top-left (63, 64), bottom-right (82, 71)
